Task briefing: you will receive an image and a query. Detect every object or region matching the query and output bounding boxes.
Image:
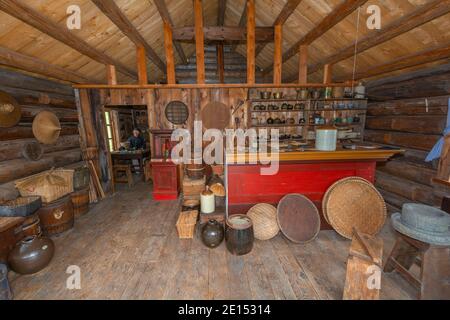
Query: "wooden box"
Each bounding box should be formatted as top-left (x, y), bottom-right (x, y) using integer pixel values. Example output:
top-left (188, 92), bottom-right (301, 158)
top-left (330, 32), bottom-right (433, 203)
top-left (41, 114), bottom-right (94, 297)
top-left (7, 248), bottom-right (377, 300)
top-left (182, 175), bottom-right (206, 200)
top-left (176, 210), bottom-right (198, 239)
top-left (151, 160), bottom-right (179, 201)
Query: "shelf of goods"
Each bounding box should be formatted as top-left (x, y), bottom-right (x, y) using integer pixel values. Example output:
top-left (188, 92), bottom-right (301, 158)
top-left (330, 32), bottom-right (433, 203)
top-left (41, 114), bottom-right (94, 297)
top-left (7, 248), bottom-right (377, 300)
top-left (248, 99), bottom-right (367, 142)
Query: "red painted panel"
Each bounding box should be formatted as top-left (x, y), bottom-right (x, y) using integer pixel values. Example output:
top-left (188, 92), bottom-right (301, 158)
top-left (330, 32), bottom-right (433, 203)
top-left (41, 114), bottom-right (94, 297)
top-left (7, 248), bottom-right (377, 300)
top-left (227, 161), bottom-right (377, 228)
top-left (151, 161), bottom-right (179, 201)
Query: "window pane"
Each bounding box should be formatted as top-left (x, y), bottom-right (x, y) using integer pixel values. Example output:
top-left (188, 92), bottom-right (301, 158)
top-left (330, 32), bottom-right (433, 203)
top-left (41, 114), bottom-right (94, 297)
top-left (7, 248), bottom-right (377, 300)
top-left (108, 139), bottom-right (114, 151)
top-left (107, 126), bottom-right (112, 139)
top-left (105, 112), bottom-right (111, 125)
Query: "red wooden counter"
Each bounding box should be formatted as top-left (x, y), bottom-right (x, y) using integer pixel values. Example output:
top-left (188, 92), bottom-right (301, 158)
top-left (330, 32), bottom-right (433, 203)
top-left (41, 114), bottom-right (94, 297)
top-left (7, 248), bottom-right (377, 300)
top-left (226, 148), bottom-right (402, 229)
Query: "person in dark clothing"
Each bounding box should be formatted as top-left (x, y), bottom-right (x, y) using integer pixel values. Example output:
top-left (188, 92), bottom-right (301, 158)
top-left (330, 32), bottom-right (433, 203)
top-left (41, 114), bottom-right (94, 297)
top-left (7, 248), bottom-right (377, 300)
top-left (128, 128), bottom-right (146, 150)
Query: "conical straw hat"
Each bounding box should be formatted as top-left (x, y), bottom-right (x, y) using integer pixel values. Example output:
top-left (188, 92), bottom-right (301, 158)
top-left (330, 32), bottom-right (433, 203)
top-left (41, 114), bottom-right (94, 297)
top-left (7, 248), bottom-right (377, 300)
top-left (32, 111), bottom-right (61, 144)
top-left (0, 91), bottom-right (21, 128)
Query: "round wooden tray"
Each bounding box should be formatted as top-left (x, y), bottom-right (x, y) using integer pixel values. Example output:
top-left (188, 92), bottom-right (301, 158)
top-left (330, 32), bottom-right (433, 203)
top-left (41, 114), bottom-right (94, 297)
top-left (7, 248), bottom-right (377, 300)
top-left (277, 194), bottom-right (320, 244)
top-left (322, 177), bottom-right (386, 239)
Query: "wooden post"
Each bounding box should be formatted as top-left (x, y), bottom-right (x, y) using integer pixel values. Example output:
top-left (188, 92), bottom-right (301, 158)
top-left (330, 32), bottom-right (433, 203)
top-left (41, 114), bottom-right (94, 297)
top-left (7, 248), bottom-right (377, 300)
top-left (163, 22), bottom-right (176, 84)
top-left (323, 63), bottom-right (332, 84)
top-left (194, 0), bottom-right (205, 84)
top-left (106, 65), bottom-right (117, 85)
top-left (298, 45), bottom-right (308, 84)
top-left (246, 0), bottom-right (256, 85)
top-left (136, 45), bottom-right (148, 85)
top-left (217, 44), bottom-right (225, 83)
top-left (273, 24), bottom-right (283, 85)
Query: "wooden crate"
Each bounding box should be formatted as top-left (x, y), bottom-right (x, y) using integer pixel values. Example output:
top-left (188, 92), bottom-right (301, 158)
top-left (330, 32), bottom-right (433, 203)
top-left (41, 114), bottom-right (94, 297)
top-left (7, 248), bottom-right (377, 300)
top-left (176, 210), bottom-right (198, 239)
top-left (182, 176), bottom-right (205, 200)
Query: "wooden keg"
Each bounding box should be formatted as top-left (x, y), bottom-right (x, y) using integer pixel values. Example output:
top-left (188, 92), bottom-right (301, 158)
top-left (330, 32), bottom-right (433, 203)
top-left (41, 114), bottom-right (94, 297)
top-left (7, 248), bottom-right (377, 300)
top-left (185, 159), bottom-right (205, 180)
top-left (21, 214), bottom-right (42, 238)
top-left (37, 196), bottom-right (74, 236)
top-left (71, 188), bottom-right (89, 218)
top-left (225, 214), bottom-right (254, 256)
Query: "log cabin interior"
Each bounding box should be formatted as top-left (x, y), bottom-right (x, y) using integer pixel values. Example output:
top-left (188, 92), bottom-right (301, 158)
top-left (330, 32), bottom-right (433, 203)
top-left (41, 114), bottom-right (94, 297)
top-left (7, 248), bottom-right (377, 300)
top-left (0, 0), bottom-right (449, 302)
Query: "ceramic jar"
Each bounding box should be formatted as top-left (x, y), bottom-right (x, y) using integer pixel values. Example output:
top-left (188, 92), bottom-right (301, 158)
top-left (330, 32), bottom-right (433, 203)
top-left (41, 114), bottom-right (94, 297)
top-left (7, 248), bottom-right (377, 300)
top-left (201, 187), bottom-right (215, 214)
top-left (201, 220), bottom-right (224, 248)
top-left (355, 82), bottom-right (366, 99)
top-left (315, 126), bottom-right (338, 151)
top-left (8, 236), bottom-right (55, 275)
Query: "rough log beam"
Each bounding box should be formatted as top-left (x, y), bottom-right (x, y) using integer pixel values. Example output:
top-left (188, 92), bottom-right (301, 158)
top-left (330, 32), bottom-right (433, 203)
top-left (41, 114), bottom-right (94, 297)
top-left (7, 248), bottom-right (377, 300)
top-left (307, 0), bottom-right (450, 77)
top-left (264, 0), bottom-right (368, 75)
top-left (153, 0), bottom-right (188, 64)
top-left (92, 0), bottom-right (166, 72)
top-left (255, 0), bottom-right (303, 56)
top-left (0, 0), bottom-right (136, 78)
top-left (194, 0), bottom-right (205, 84)
top-left (339, 42), bottom-right (450, 81)
top-left (164, 22), bottom-right (176, 84)
top-left (218, 0), bottom-right (227, 26)
top-left (246, 0), bottom-right (256, 85)
top-left (172, 26), bottom-right (274, 43)
top-left (0, 46), bottom-right (92, 84)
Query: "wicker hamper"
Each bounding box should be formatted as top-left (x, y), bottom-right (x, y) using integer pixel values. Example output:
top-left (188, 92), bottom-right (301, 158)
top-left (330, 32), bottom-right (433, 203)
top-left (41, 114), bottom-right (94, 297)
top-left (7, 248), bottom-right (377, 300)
top-left (15, 169), bottom-right (74, 204)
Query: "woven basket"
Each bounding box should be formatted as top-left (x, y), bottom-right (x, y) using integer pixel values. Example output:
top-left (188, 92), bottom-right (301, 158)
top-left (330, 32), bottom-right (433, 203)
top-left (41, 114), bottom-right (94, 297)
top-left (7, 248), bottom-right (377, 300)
top-left (15, 169), bottom-right (74, 204)
top-left (176, 210), bottom-right (198, 239)
top-left (247, 203), bottom-right (279, 240)
top-left (322, 177), bottom-right (386, 239)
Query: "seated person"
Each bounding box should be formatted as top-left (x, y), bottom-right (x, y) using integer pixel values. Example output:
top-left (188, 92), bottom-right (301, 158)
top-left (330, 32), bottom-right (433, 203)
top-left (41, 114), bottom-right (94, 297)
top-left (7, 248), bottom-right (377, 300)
top-left (127, 128), bottom-right (146, 150)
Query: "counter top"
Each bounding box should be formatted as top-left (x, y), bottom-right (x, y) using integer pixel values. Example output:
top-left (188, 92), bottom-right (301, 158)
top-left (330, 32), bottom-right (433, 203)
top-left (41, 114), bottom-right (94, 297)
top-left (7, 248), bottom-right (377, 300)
top-left (226, 147), bottom-right (404, 163)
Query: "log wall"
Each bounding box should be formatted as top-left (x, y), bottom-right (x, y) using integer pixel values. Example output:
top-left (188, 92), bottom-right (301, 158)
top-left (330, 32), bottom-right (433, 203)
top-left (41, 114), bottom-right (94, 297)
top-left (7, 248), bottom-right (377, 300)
top-left (0, 69), bottom-right (82, 199)
top-left (365, 64), bottom-right (450, 210)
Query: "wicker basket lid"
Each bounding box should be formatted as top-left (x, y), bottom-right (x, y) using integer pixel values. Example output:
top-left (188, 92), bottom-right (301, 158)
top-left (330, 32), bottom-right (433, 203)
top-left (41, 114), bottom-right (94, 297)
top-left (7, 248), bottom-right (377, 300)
top-left (322, 177), bottom-right (386, 239)
top-left (247, 203), bottom-right (279, 241)
top-left (277, 194), bottom-right (320, 244)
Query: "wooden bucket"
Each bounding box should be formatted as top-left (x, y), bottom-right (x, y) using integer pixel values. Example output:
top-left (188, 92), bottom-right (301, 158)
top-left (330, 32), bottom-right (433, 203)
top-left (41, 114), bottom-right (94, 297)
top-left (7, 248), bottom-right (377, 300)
top-left (37, 196), bottom-right (74, 236)
top-left (21, 214), bottom-right (42, 238)
top-left (71, 188), bottom-right (89, 218)
top-left (185, 160), bottom-right (205, 180)
top-left (225, 215), bottom-right (254, 256)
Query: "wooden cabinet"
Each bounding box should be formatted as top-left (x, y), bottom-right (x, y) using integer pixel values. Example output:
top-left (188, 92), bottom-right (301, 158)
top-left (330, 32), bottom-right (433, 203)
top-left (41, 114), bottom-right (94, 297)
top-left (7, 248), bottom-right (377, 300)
top-left (151, 160), bottom-right (179, 201)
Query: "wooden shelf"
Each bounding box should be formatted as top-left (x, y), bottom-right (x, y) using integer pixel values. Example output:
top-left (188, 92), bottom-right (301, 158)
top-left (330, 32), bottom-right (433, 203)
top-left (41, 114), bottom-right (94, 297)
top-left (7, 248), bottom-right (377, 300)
top-left (249, 98), bottom-right (367, 103)
top-left (251, 124), bottom-right (305, 128)
top-left (250, 108), bottom-right (367, 112)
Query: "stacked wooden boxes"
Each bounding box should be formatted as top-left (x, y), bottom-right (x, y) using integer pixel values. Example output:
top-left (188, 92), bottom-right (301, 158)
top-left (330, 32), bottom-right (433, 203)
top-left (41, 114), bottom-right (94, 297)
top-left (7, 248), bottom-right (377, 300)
top-left (182, 175), bottom-right (206, 200)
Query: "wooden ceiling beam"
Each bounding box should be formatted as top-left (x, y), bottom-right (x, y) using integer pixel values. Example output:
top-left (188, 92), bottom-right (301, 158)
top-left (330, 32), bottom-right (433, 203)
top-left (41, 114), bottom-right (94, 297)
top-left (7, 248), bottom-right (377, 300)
top-left (0, 46), bottom-right (93, 84)
top-left (153, 0), bottom-right (188, 64)
top-left (230, 3), bottom-right (247, 52)
top-left (264, 0), bottom-right (368, 75)
top-left (106, 65), bottom-right (117, 85)
top-left (298, 45), bottom-right (308, 84)
top-left (339, 42), bottom-right (450, 81)
top-left (273, 24), bottom-right (283, 84)
top-left (136, 45), bottom-right (148, 85)
top-left (247, 0), bottom-right (256, 85)
top-left (307, 0), bottom-right (450, 77)
top-left (255, 0), bottom-right (303, 57)
top-left (0, 0), bottom-right (136, 79)
top-left (92, 0), bottom-right (165, 73)
top-left (218, 0), bottom-right (227, 26)
top-left (163, 22), bottom-right (176, 84)
top-left (194, 0), bottom-right (205, 84)
top-left (172, 26), bottom-right (274, 43)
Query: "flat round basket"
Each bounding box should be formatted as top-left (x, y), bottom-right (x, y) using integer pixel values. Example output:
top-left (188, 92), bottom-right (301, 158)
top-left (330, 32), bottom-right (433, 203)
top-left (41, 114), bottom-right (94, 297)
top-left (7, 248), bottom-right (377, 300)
top-left (322, 177), bottom-right (386, 239)
top-left (247, 203), bottom-right (279, 241)
top-left (201, 102), bottom-right (231, 131)
top-left (277, 194), bottom-right (320, 244)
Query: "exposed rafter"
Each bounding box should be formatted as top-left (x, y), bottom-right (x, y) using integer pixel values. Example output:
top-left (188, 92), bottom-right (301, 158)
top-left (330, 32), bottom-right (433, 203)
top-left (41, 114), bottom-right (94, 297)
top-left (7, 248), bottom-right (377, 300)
top-left (218, 0), bottom-right (227, 26)
top-left (264, 0), bottom-right (368, 75)
top-left (0, 0), bottom-right (136, 79)
top-left (255, 0), bottom-right (303, 57)
top-left (153, 0), bottom-right (188, 64)
top-left (339, 42), bottom-right (450, 81)
top-left (91, 0), bottom-right (166, 73)
top-left (172, 26), bottom-right (274, 43)
top-left (285, 0), bottom-right (450, 82)
top-left (0, 46), bottom-right (93, 84)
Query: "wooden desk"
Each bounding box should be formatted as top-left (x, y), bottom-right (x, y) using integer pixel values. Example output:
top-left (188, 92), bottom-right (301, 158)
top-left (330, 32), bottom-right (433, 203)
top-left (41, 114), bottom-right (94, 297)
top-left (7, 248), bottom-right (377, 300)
top-left (111, 150), bottom-right (150, 181)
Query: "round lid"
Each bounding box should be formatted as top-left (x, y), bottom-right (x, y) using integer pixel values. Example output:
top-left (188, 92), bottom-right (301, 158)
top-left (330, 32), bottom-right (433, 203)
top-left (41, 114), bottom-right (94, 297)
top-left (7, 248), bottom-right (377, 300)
top-left (0, 91), bottom-right (21, 128)
top-left (277, 194), bottom-right (320, 243)
top-left (32, 111), bottom-right (61, 145)
top-left (227, 214), bottom-right (252, 230)
top-left (316, 125), bottom-right (337, 131)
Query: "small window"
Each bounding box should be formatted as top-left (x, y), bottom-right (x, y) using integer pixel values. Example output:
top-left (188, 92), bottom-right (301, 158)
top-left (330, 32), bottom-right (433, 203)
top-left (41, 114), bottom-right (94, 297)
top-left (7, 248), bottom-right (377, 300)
top-left (105, 111), bottom-right (114, 152)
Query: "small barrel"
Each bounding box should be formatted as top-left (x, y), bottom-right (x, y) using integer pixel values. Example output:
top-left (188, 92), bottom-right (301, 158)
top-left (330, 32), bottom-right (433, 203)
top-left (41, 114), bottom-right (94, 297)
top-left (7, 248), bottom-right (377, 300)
top-left (185, 160), bottom-right (205, 180)
top-left (73, 166), bottom-right (90, 191)
top-left (225, 214), bottom-right (254, 256)
top-left (21, 214), bottom-right (42, 238)
top-left (71, 188), bottom-right (90, 218)
top-left (37, 196), bottom-right (74, 236)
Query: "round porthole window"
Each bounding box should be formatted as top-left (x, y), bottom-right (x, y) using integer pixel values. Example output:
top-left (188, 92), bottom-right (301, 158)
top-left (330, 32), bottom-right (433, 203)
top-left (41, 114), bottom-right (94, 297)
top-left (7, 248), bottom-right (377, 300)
top-left (165, 101), bottom-right (189, 125)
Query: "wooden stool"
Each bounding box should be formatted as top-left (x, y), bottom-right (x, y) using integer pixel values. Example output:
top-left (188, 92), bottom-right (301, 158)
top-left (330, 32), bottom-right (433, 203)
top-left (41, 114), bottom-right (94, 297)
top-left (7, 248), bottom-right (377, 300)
top-left (113, 164), bottom-right (133, 188)
top-left (384, 231), bottom-right (450, 300)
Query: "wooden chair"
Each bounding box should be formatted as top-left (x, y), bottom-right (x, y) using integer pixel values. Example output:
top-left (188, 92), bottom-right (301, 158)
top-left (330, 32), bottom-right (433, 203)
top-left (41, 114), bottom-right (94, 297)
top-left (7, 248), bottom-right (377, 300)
top-left (113, 164), bottom-right (133, 188)
top-left (384, 231), bottom-right (450, 300)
